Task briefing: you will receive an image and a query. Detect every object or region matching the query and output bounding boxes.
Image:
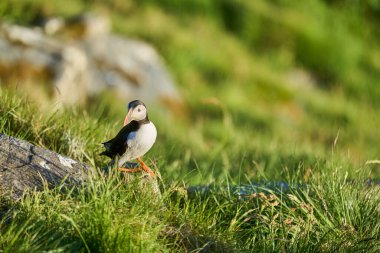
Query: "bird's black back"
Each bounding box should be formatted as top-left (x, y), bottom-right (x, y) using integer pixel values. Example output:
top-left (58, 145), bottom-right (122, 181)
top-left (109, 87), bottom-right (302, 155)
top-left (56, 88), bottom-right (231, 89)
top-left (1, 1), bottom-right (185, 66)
top-left (100, 121), bottom-right (140, 158)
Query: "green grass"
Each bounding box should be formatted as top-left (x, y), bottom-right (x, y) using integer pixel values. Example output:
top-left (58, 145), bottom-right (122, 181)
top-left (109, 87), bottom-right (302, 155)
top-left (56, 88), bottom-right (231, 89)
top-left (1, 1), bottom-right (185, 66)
top-left (1, 0), bottom-right (380, 251)
top-left (1, 87), bottom-right (379, 252)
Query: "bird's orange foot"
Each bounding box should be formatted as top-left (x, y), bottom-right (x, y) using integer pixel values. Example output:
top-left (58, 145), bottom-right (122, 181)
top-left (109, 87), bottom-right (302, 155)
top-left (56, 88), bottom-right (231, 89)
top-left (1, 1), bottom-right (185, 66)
top-left (136, 157), bottom-right (156, 178)
top-left (117, 167), bottom-right (142, 173)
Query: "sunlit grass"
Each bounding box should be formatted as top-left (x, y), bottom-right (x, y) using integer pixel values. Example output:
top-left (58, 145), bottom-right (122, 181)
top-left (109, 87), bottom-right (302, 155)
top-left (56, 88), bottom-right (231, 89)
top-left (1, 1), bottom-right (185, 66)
top-left (1, 86), bottom-right (379, 252)
top-left (1, 154), bottom-right (379, 252)
top-left (1, 0), bottom-right (380, 251)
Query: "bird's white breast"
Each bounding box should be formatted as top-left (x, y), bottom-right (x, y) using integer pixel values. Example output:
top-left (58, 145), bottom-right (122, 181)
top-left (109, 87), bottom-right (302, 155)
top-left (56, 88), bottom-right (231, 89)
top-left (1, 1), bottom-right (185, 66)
top-left (133, 122), bottom-right (157, 154)
top-left (118, 122), bottom-right (157, 166)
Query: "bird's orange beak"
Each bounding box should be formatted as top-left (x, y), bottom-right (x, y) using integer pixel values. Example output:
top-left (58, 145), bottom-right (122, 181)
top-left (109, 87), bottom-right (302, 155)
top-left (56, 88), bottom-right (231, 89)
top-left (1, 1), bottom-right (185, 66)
top-left (123, 109), bottom-right (132, 126)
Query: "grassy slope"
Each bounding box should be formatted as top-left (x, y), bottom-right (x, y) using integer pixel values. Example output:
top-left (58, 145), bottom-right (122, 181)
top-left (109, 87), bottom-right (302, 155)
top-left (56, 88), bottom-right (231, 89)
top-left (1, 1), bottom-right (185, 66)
top-left (0, 0), bottom-right (380, 252)
top-left (0, 89), bottom-right (379, 252)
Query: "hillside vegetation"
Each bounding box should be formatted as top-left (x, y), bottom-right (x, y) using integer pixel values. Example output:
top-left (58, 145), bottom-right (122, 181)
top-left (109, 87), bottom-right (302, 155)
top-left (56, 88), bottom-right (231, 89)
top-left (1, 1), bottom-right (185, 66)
top-left (0, 0), bottom-right (379, 252)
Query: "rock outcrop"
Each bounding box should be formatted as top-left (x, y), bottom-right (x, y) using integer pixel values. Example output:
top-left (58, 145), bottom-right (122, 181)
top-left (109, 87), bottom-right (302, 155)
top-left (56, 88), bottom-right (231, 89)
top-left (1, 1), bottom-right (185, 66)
top-left (0, 14), bottom-right (182, 107)
top-left (0, 133), bottom-right (160, 199)
top-left (0, 133), bottom-right (91, 198)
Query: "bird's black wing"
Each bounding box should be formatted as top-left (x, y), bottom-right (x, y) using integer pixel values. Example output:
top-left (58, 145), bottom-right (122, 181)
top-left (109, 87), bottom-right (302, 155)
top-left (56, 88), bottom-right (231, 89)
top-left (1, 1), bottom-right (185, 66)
top-left (100, 121), bottom-right (139, 158)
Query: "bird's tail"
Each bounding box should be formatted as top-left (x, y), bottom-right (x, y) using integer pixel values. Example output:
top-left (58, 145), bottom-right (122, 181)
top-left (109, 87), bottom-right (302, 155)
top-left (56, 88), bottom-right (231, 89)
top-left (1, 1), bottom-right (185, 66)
top-left (99, 150), bottom-right (111, 157)
top-left (100, 140), bottom-right (113, 157)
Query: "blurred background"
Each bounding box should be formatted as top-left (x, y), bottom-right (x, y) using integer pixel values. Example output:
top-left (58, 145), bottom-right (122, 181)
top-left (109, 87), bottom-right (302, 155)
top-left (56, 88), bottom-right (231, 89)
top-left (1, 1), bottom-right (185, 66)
top-left (0, 0), bottom-right (379, 184)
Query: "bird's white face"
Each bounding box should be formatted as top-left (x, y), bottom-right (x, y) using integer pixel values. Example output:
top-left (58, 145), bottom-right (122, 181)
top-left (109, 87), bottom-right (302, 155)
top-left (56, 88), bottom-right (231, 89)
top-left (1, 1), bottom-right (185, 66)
top-left (124, 104), bottom-right (147, 125)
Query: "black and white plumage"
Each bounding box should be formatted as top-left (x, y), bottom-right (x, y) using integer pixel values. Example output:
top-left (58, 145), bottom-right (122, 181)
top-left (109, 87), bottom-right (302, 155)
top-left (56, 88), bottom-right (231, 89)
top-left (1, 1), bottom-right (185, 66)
top-left (100, 100), bottom-right (157, 176)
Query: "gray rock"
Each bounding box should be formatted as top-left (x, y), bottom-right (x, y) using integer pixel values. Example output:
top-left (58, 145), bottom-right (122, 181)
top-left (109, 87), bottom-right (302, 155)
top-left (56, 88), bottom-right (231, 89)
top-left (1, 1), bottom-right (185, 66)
top-left (0, 14), bottom-right (182, 107)
top-left (0, 133), bottom-right (91, 198)
top-left (0, 133), bottom-right (160, 199)
top-left (81, 35), bottom-right (180, 104)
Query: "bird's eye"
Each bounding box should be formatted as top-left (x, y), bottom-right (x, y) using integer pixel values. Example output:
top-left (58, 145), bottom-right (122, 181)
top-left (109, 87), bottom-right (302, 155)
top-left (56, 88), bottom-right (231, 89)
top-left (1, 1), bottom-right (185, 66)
top-left (138, 108), bottom-right (141, 112)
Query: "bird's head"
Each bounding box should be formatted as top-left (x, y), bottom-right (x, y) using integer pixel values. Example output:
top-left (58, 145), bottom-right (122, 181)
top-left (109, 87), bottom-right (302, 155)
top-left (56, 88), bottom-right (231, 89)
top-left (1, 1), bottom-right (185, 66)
top-left (124, 100), bottom-right (148, 125)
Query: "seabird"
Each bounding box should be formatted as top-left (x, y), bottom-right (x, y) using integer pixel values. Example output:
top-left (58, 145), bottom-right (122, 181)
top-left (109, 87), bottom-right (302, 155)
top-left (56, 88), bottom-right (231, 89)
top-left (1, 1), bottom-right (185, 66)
top-left (100, 100), bottom-right (157, 177)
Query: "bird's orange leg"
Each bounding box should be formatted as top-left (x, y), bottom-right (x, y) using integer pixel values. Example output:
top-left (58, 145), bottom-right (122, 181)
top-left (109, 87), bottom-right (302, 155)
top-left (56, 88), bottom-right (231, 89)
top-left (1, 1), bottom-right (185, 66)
top-left (136, 157), bottom-right (156, 178)
top-left (117, 167), bottom-right (141, 173)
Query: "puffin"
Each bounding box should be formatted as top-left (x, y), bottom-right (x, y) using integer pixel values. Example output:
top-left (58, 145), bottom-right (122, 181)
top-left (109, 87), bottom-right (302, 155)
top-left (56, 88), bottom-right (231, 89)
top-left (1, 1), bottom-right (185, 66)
top-left (100, 100), bottom-right (157, 177)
